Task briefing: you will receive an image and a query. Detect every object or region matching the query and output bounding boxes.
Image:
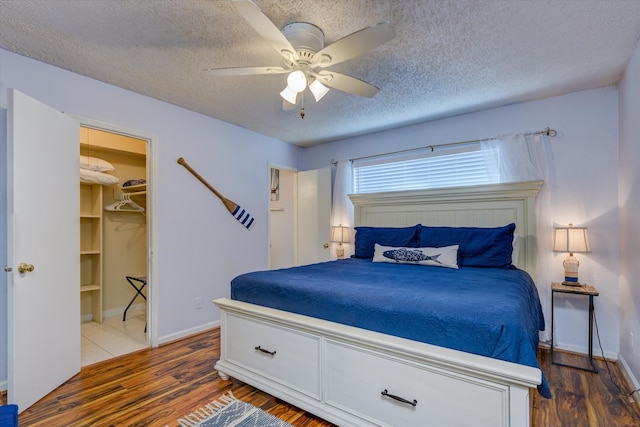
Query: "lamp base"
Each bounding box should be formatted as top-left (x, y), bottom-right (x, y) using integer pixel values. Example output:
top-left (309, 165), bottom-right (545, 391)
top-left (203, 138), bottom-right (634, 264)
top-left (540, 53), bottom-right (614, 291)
top-left (561, 280), bottom-right (583, 287)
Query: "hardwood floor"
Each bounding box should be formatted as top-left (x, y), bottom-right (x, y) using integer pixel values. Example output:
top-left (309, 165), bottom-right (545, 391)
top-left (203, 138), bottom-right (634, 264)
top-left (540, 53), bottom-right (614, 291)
top-left (6, 328), bottom-right (640, 426)
top-left (533, 348), bottom-right (640, 426)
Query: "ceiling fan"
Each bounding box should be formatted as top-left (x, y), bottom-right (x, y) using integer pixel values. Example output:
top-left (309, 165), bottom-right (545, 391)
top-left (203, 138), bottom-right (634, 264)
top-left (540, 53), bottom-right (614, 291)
top-left (205, 0), bottom-right (395, 117)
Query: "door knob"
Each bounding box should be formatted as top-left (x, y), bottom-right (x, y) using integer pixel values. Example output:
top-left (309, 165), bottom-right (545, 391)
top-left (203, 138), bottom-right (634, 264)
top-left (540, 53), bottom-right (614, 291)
top-left (323, 243), bottom-right (329, 249)
top-left (17, 263), bottom-right (35, 274)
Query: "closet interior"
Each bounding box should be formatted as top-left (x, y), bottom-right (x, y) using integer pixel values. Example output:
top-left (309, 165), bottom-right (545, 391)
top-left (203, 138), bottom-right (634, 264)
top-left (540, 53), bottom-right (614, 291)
top-left (79, 126), bottom-right (148, 362)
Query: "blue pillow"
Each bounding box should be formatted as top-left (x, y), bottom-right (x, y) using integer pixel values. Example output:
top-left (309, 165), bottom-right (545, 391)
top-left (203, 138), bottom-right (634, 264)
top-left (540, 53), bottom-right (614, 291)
top-left (0, 404), bottom-right (18, 427)
top-left (418, 223), bottom-right (516, 268)
top-left (354, 225), bottom-right (421, 259)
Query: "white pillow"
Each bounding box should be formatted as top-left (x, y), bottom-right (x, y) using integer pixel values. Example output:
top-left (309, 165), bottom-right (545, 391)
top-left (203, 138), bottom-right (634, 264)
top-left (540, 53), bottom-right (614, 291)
top-left (80, 168), bottom-right (119, 185)
top-left (373, 243), bottom-right (459, 269)
top-left (80, 155), bottom-right (115, 172)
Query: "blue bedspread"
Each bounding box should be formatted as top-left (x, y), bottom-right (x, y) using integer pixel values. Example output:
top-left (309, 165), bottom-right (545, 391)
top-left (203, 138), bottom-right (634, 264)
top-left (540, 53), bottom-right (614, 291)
top-left (231, 258), bottom-right (551, 397)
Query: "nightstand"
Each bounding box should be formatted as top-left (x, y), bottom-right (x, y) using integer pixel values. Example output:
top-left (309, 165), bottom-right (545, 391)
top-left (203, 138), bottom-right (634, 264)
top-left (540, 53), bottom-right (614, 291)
top-left (550, 282), bottom-right (599, 373)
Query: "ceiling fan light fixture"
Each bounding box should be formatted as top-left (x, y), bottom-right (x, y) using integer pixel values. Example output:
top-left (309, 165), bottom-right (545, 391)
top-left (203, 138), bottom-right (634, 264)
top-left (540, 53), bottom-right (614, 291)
top-left (280, 85), bottom-right (299, 104)
top-left (309, 79), bottom-right (329, 102)
top-left (208, 2), bottom-right (396, 114)
top-left (287, 70), bottom-right (307, 93)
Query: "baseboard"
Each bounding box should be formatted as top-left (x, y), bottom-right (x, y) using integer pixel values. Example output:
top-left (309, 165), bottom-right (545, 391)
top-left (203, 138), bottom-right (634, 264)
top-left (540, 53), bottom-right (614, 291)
top-left (80, 303), bottom-right (146, 322)
top-left (618, 354), bottom-right (640, 407)
top-left (103, 303), bottom-right (146, 319)
top-left (539, 339), bottom-right (618, 361)
top-left (158, 320), bottom-right (220, 346)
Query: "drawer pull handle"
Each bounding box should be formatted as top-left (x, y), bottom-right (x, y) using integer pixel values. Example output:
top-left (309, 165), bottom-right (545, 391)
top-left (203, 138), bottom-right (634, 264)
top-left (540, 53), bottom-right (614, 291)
top-left (381, 389), bottom-right (417, 407)
top-left (255, 345), bottom-right (276, 356)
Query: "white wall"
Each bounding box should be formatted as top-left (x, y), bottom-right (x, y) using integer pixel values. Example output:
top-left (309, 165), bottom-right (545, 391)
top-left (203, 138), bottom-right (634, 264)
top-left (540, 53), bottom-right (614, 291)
top-left (302, 87), bottom-right (622, 359)
top-left (0, 49), bottom-right (302, 386)
top-left (618, 39), bottom-right (640, 387)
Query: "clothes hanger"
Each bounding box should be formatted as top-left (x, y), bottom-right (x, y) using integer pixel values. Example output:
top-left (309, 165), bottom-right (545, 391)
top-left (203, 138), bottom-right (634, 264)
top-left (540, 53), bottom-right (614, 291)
top-left (105, 193), bottom-right (145, 214)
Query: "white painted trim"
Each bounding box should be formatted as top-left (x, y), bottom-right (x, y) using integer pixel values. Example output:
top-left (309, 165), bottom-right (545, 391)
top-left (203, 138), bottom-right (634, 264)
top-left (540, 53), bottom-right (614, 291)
top-left (541, 341), bottom-right (621, 370)
top-left (102, 303), bottom-right (146, 319)
top-left (80, 304), bottom-right (147, 323)
top-left (552, 342), bottom-right (618, 361)
top-left (618, 354), bottom-right (640, 406)
top-left (68, 114), bottom-right (159, 348)
top-left (158, 320), bottom-right (220, 346)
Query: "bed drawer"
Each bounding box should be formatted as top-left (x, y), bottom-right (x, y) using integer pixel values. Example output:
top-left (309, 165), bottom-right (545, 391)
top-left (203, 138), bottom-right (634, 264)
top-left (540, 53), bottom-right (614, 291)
top-left (325, 340), bottom-right (510, 427)
top-left (224, 313), bottom-right (321, 398)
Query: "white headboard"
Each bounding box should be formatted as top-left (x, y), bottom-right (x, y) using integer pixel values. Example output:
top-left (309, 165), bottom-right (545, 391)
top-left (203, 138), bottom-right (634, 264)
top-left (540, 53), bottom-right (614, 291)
top-left (348, 181), bottom-right (543, 278)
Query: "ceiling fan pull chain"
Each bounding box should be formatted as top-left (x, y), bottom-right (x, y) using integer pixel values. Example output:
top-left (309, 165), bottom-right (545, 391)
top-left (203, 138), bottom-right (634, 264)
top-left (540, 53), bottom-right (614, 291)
top-left (300, 92), bottom-right (305, 119)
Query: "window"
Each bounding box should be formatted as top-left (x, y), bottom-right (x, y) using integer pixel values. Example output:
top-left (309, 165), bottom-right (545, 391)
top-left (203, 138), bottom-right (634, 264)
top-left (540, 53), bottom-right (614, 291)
top-left (353, 144), bottom-right (499, 194)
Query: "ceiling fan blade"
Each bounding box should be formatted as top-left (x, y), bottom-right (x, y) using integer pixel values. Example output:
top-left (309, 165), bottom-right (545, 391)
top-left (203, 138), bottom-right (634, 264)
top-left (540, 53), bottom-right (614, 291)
top-left (311, 22), bottom-right (395, 68)
top-left (232, 0), bottom-right (299, 62)
top-left (313, 71), bottom-right (379, 98)
top-left (205, 66), bottom-right (288, 76)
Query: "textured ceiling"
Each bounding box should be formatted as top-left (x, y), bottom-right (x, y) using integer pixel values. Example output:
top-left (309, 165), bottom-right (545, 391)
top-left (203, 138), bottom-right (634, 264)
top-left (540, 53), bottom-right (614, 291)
top-left (1, 1), bottom-right (640, 147)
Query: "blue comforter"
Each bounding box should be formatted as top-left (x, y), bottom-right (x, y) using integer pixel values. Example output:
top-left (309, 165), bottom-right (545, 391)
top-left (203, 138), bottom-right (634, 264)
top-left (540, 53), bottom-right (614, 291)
top-left (231, 258), bottom-right (550, 397)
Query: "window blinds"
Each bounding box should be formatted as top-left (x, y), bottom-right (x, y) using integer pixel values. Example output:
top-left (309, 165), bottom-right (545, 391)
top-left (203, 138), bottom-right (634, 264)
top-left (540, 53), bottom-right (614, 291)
top-left (353, 147), bottom-right (498, 194)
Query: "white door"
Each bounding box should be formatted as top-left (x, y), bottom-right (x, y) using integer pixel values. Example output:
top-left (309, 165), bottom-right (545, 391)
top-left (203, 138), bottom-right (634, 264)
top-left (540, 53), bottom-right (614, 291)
top-left (269, 169), bottom-right (295, 269)
top-left (6, 89), bottom-right (80, 412)
top-left (296, 168), bottom-right (331, 266)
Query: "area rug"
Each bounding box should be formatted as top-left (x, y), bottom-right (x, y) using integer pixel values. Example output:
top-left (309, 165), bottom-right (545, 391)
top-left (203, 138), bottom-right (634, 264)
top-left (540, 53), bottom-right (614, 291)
top-left (176, 391), bottom-right (294, 427)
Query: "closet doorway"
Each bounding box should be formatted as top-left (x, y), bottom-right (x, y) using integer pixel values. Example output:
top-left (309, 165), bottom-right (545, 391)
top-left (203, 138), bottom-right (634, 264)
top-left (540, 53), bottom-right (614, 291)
top-left (269, 167), bottom-right (332, 269)
top-left (80, 126), bottom-right (150, 366)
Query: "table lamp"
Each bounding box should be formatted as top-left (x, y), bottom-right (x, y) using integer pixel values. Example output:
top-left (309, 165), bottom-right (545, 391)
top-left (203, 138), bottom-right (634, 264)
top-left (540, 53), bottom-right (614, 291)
top-left (331, 225), bottom-right (350, 258)
top-left (553, 224), bottom-right (590, 286)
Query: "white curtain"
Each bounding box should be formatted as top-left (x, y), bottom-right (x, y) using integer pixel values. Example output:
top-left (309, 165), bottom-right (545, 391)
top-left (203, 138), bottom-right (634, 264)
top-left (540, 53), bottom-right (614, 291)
top-left (331, 160), bottom-right (354, 259)
top-left (481, 132), bottom-right (550, 182)
top-left (481, 133), bottom-right (555, 340)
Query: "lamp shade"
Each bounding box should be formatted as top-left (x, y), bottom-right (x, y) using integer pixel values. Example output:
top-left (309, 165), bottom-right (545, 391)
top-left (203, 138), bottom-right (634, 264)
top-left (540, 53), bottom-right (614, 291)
top-left (553, 224), bottom-right (590, 254)
top-left (287, 70), bottom-right (307, 93)
top-left (280, 86), bottom-right (299, 105)
top-left (309, 79), bottom-right (330, 102)
top-left (554, 224), bottom-right (589, 285)
top-left (331, 225), bottom-right (350, 244)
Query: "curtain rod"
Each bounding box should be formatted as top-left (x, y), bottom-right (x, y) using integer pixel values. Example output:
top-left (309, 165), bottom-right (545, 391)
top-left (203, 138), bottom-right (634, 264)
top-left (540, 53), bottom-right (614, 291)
top-left (335, 127), bottom-right (557, 165)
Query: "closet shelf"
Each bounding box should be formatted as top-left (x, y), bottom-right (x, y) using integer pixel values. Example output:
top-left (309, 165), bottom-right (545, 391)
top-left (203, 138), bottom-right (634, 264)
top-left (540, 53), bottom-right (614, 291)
top-left (80, 182), bottom-right (102, 323)
top-left (122, 183), bottom-right (146, 192)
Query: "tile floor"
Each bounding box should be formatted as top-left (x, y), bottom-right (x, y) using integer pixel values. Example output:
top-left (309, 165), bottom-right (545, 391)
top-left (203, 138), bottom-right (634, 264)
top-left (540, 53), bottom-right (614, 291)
top-left (81, 310), bottom-right (148, 366)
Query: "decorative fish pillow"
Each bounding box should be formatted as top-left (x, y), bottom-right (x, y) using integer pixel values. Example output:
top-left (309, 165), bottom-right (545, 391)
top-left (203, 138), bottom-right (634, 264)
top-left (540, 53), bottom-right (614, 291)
top-left (372, 243), bottom-right (459, 269)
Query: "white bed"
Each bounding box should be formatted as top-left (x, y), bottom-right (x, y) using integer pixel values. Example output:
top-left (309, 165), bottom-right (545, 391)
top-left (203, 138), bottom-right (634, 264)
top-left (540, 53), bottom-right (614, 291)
top-left (214, 180), bottom-right (544, 427)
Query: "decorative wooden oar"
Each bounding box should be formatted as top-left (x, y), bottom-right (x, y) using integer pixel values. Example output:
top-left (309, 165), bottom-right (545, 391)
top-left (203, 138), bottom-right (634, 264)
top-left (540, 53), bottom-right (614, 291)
top-left (177, 157), bottom-right (255, 230)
